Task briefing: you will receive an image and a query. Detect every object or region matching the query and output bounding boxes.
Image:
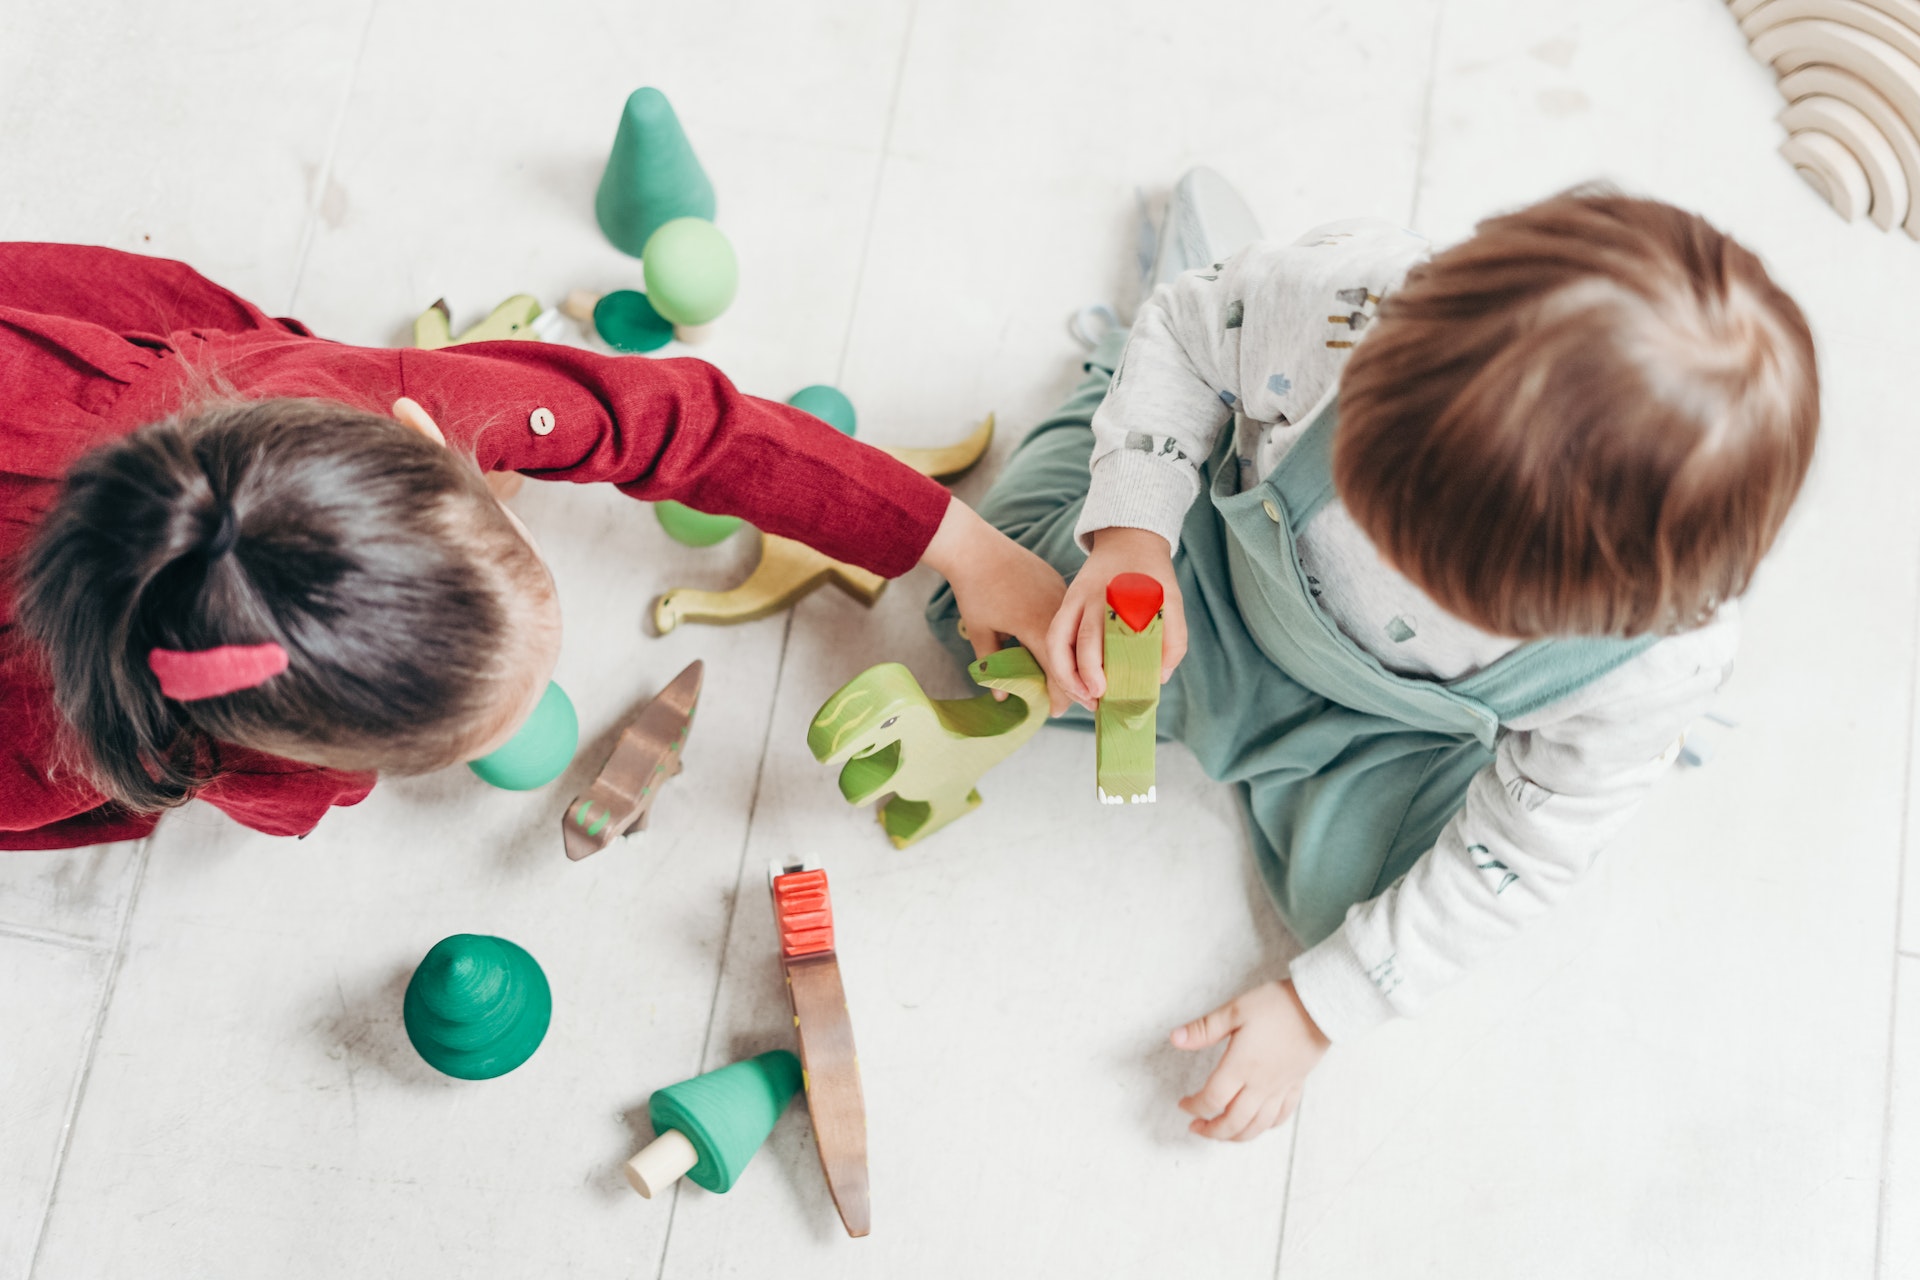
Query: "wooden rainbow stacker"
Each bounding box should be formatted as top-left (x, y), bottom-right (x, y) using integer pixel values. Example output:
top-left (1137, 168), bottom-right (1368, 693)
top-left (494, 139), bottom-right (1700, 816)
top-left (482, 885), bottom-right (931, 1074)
top-left (769, 860), bottom-right (870, 1237)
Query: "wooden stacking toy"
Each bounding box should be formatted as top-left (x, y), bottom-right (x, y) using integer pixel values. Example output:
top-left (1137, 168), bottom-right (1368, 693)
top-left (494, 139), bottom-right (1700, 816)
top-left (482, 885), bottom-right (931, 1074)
top-left (403, 934), bottom-right (552, 1080)
top-left (1728, 0), bottom-right (1920, 233)
top-left (562, 660), bottom-right (702, 860)
top-left (770, 860), bottom-right (870, 1237)
top-left (588, 288), bottom-right (676, 353)
top-left (624, 1050), bottom-right (802, 1198)
top-left (641, 217), bottom-right (737, 327)
top-left (595, 87), bottom-right (716, 257)
top-left (1096, 573), bottom-right (1164, 805)
top-left (809, 646), bottom-right (1048, 848)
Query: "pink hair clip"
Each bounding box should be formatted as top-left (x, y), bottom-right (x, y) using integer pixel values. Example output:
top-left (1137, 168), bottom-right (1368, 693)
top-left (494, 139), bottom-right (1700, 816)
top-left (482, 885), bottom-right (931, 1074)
top-left (148, 643), bottom-right (289, 702)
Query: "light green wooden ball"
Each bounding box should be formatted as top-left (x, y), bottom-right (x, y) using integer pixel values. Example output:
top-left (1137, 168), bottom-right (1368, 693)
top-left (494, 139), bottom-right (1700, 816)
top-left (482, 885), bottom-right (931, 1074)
top-left (641, 218), bottom-right (738, 326)
top-left (656, 500), bottom-right (743, 547)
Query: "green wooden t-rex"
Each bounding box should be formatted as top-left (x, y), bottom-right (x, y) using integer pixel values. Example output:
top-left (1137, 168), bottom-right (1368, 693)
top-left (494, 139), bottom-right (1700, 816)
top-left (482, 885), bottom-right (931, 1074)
top-left (807, 646), bottom-right (1048, 848)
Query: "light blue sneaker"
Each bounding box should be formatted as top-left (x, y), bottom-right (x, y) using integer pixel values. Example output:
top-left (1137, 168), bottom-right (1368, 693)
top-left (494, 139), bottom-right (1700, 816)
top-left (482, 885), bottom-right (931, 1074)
top-left (1069, 167), bottom-right (1264, 350)
top-left (1146, 166), bottom-right (1264, 291)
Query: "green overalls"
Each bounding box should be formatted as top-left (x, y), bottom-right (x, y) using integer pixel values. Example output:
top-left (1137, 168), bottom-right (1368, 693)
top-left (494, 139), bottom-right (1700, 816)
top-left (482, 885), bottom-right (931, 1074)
top-left (927, 331), bottom-right (1652, 947)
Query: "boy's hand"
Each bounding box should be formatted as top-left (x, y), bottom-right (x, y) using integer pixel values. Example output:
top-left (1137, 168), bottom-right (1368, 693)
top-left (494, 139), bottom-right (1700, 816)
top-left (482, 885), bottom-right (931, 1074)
top-left (1172, 980), bottom-right (1329, 1142)
top-left (1045, 526), bottom-right (1187, 711)
top-left (922, 499), bottom-right (1073, 713)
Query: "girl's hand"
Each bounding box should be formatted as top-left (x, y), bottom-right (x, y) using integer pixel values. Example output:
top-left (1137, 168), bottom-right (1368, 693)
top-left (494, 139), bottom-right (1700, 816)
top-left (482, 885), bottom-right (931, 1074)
top-left (1171, 980), bottom-right (1329, 1142)
top-left (1044, 526), bottom-right (1188, 711)
top-left (922, 499), bottom-right (1073, 714)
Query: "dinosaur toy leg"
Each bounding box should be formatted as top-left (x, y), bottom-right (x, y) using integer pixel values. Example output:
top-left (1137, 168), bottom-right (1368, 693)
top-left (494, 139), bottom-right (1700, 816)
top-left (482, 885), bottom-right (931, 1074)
top-left (876, 785), bottom-right (983, 848)
top-left (649, 417), bottom-right (995, 633)
top-left (651, 533), bottom-right (886, 633)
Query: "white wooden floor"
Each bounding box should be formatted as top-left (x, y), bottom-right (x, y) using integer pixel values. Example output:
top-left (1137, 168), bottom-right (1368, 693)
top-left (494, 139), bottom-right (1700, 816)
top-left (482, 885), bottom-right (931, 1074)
top-left (4, 1), bottom-right (1919, 1276)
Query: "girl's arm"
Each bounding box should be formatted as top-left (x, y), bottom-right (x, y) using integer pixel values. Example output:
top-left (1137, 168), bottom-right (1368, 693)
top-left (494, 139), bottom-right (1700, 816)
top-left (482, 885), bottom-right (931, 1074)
top-left (391, 340), bottom-right (1067, 668)
top-left (396, 342), bottom-right (951, 578)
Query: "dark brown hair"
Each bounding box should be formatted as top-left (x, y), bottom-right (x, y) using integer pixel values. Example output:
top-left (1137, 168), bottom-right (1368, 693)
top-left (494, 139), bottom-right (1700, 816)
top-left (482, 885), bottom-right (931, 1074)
top-left (16, 398), bottom-right (551, 812)
top-left (1335, 188), bottom-right (1819, 638)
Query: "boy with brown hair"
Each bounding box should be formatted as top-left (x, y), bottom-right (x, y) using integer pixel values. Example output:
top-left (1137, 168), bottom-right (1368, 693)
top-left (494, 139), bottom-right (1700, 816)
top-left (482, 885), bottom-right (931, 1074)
top-left (929, 175), bottom-right (1819, 1142)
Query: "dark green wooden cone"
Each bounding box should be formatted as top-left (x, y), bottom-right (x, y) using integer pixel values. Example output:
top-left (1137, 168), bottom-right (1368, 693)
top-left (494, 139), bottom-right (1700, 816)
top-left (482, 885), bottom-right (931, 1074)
top-left (403, 934), bottom-right (552, 1080)
top-left (595, 87), bottom-right (716, 258)
top-left (648, 1050), bottom-right (802, 1193)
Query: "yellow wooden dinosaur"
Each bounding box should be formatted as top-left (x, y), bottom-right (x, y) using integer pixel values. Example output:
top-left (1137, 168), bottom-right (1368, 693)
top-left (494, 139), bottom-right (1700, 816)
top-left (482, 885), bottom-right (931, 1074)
top-left (651, 415), bottom-right (995, 633)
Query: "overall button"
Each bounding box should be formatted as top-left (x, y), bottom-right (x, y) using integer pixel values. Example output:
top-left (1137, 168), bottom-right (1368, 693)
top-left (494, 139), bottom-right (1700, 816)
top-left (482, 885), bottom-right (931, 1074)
top-left (529, 407), bottom-right (556, 435)
top-left (1262, 499), bottom-right (1281, 523)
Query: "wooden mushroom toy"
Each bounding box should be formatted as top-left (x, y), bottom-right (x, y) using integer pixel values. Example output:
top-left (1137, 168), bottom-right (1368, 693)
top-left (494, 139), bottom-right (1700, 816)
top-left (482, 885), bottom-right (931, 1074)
top-left (624, 1050), bottom-right (802, 1199)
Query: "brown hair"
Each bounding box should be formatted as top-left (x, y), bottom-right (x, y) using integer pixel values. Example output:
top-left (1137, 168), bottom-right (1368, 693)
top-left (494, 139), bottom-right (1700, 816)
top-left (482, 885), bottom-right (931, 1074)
top-left (1335, 188), bottom-right (1818, 638)
top-left (16, 398), bottom-right (553, 812)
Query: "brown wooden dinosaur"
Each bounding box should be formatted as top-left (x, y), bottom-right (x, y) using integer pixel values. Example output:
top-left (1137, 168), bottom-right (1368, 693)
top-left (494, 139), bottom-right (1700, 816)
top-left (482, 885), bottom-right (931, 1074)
top-left (561, 660), bottom-right (702, 860)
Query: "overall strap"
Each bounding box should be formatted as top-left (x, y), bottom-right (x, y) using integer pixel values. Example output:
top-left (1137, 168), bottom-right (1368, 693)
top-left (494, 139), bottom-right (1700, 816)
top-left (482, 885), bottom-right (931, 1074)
top-left (1450, 632), bottom-right (1659, 720)
top-left (1255, 388), bottom-right (1660, 723)
top-left (1269, 392), bottom-right (1342, 530)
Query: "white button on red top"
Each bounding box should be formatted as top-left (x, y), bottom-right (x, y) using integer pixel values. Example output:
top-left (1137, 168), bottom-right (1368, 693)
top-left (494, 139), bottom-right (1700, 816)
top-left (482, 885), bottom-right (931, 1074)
top-left (529, 407), bottom-right (556, 435)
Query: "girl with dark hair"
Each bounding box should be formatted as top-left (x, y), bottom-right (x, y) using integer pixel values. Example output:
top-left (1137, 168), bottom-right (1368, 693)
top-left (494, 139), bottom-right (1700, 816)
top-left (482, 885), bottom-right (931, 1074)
top-left (1, 242), bottom-right (1066, 849)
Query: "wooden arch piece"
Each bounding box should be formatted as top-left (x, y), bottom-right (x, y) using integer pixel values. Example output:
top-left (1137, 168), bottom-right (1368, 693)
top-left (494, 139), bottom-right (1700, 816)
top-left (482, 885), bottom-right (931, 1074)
top-left (1782, 128), bottom-right (1874, 217)
top-left (1778, 63), bottom-right (1920, 229)
top-left (1748, 16), bottom-right (1920, 234)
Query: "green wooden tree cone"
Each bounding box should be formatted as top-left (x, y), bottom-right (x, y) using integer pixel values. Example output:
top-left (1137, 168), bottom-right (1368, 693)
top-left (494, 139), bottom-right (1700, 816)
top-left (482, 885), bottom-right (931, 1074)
top-left (595, 88), bottom-right (716, 258)
top-left (648, 1049), bottom-right (802, 1193)
top-left (403, 934), bottom-right (553, 1080)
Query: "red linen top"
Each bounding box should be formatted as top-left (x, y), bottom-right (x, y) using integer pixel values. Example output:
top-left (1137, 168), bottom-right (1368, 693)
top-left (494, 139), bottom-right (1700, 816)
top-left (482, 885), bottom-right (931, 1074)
top-left (0, 243), bottom-right (950, 850)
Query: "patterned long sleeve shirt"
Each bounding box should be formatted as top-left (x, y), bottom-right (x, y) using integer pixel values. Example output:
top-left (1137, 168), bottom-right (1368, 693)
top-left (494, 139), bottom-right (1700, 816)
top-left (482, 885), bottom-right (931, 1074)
top-left (1075, 219), bottom-right (1735, 1042)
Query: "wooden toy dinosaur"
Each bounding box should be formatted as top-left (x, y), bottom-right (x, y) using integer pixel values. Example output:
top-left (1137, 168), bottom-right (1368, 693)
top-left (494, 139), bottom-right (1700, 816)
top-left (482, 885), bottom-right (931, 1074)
top-left (769, 859), bottom-right (870, 1237)
top-left (649, 415), bottom-right (996, 633)
top-left (807, 646), bottom-right (1048, 848)
top-left (562, 660), bottom-right (702, 860)
top-left (411, 294), bottom-right (544, 350)
top-left (654, 535), bottom-right (885, 633)
top-left (1096, 574), bottom-right (1163, 805)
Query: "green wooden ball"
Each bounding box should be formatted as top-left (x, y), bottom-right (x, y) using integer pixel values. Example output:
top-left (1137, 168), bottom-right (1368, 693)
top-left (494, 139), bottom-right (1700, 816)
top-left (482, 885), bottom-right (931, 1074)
top-left (785, 385), bottom-right (856, 436)
top-left (641, 218), bottom-right (738, 326)
top-left (593, 289), bottom-right (674, 353)
top-left (468, 681), bottom-right (578, 790)
top-left (655, 500), bottom-right (743, 547)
